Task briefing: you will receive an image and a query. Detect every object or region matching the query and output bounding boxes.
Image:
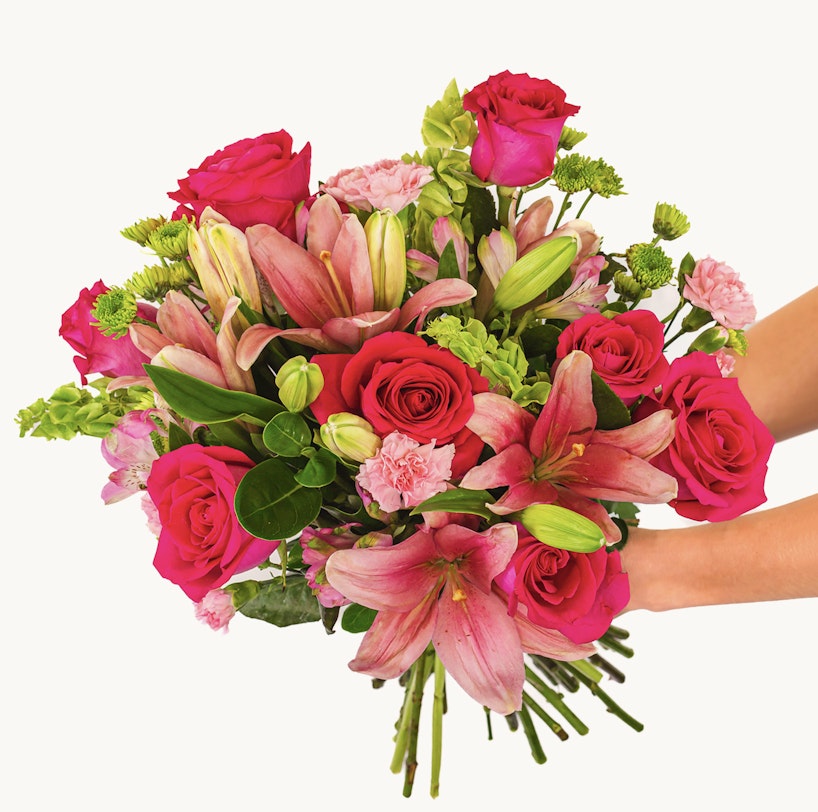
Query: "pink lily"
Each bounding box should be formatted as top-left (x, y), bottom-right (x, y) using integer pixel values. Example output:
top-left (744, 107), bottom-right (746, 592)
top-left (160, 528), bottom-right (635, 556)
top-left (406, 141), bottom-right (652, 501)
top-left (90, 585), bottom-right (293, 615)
top-left (236, 195), bottom-right (476, 364)
top-left (531, 255), bottom-right (610, 321)
top-left (324, 518), bottom-right (593, 714)
top-left (460, 350), bottom-right (677, 541)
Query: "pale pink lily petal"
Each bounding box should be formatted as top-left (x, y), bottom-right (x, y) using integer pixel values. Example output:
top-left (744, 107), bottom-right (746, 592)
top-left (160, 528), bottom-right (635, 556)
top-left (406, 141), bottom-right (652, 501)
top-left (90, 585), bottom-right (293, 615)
top-left (435, 522), bottom-right (518, 595)
top-left (156, 291), bottom-right (219, 359)
top-left (406, 249), bottom-right (439, 283)
top-left (466, 392), bottom-right (536, 452)
top-left (236, 323), bottom-right (347, 369)
top-left (591, 410), bottom-right (676, 460)
top-left (460, 444), bottom-right (534, 491)
top-left (331, 216), bottom-right (376, 314)
top-left (305, 194), bottom-right (344, 258)
top-left (129, 323), bottom-right (173, 358)
top-left (476, 228), bottom-right (517, 289)
top-left (396, 278), bottom-right (477, 332)
top-left (512, 600), bottom-right (596, 659)
top-left (514, 197), bottom-right (555, 255)
top-left (321, 310), bottom-right (401, 348)
top-left (216, 297), bottom-right (256, 393)
top-left (152, 345), bottom-right (228, 388)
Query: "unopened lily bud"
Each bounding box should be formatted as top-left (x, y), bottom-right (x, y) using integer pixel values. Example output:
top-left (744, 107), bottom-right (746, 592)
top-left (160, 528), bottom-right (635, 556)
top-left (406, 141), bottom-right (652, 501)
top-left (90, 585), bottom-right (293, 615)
top-left (320, 413), bottom-right (382, 463)
top-left (653, 202), bottom-right (691, 241)
top-left (519, 504), bottom-right (605, 553)
top-left (365, 209), bottom-right (406, 311)
top-left (688, 325), bottom-right (729, 354)
top-left (275, 356), bottom-right (324, 413)
top-left (146, 219), bottom-right (191, 260)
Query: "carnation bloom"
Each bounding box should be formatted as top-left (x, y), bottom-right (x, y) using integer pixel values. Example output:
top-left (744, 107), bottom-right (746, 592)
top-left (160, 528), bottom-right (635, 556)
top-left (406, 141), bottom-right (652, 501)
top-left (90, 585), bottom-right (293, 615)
top-left (320, 158), bottom-right (433, 212)
top-left (195, 589), bottom-right (236, 632)
top-left (683, 256), bottom-right (757, 329)
top-left (356, 431), bottom-right (455, 512)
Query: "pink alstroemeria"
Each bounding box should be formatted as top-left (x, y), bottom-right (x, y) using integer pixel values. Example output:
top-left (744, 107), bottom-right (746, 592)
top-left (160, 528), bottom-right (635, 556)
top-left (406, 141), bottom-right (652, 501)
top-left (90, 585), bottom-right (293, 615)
top-left (325, 519), bottom-right (592, 714)
top-left (531, 255), bottom-right (610, 321)
top-left (460, 350), bottom-right (678, 541)
top-left (236, 194), bottom-right (476, 364)
top-left (406, 216), bottom-right (470, 283)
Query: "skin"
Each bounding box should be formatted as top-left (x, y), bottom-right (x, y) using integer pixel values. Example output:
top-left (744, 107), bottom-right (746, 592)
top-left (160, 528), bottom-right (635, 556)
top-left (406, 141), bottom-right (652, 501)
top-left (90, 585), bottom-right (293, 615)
top-left (622, 286), bottom-right (818, 612)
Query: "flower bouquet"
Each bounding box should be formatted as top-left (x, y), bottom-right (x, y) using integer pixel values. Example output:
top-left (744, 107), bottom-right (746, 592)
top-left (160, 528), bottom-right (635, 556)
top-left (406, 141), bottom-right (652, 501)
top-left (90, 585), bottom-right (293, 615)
top-left (17, 70), bottom-right (773, 797)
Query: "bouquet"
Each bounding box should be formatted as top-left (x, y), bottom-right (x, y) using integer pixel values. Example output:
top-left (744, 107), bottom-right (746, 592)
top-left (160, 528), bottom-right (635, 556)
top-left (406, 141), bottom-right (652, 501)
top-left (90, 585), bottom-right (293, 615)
top-left (17, 70), bottom-right (773, 797)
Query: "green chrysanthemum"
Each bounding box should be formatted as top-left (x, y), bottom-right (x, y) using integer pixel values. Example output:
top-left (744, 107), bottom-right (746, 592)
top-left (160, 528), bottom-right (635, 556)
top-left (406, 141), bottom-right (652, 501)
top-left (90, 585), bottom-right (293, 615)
top-left (552, 153), bottom-right (596, 193)
top-left (625, 243), bottom-right (674, 289)
top-left (124, 261), bottom-right (194, 302)
top-left (612, 269), bottom-right (647, 301)
top-left (91, 287), bottom-right (138, 338)
top-left (121, 215), bottom-right (167, 246)
top-left (558, 126), bottom-right (588, 151)
top-left (653, 202), bottom-right (691, 241)
top-left (589, 159), bottom-right (625, 198)
top-left (147, 219), bottom-right (191, 260)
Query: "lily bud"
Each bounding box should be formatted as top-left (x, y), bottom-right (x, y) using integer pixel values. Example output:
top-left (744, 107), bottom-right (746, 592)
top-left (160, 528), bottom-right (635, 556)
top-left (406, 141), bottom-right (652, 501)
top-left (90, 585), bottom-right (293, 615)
top-left (365, 209), bottom-right (406, 311)
top-left (320, 412), bottom-right (382, 463)
top-left (519, 503), bottom-right (605, 553)
top-left (275, 356), bottom-right (324, 413)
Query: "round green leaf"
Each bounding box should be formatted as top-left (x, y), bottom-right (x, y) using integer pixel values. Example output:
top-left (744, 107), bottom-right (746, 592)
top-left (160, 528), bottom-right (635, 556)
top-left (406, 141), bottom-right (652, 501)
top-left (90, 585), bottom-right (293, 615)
top-left (294, 448), bottom-right (337, 488)
top-left (263, 411), bottom-right (312, 457)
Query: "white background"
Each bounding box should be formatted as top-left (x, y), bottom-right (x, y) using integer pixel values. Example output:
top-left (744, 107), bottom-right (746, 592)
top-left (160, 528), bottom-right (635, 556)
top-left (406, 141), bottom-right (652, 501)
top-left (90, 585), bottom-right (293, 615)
top-left (3, 2), bottom-right (817, 810)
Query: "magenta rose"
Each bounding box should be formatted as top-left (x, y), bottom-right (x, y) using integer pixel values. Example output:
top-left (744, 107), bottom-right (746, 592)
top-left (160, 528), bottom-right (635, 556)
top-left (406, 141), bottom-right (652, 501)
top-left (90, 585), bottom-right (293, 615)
top-left (168, 130), bottom-right (311, 238)
top-left (633, 352), bottom-right (774, 521)
top-left (496, 532), bottom-right (629, 645)
top-left (554, 310), bottom-right (669, 404)
top-left (60, 280), bottom-right (156, 385)
top-left (462, 71), bottom-right (580, 187)
top-left (309, 332), bottom-right (488, 478)
top-left (147, 444), bottom-right (278, 601)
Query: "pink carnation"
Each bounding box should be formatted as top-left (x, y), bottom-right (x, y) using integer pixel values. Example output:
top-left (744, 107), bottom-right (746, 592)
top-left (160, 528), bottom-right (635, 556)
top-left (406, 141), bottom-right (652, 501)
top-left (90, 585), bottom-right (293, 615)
top-left (194, 589), bottom-right (236, 633)
top-left (356, 431), bottom-right (455, 513)
top-left (320, 159), bottom-right (433, 212)
top-left (713, 348), bottom-right (736, 377)
top-left (683, 257), bottom-right (757, 329)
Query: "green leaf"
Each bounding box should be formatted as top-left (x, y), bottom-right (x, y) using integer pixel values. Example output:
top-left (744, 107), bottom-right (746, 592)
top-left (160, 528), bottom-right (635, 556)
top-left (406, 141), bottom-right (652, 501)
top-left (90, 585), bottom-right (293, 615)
top-left (145, 365), bottom-right (282, 425)
top-left (464, 184), bottom-right (499, 246)
top-left (294, 448), bottom-right (337, 488)
top-left (234, 458), bottom-right (321, 540)
top-left (411, 487), bottom-right (494, 519)
top-left (437, 239), bottom-right (461, 280)
top-left (227, 576), bottom-right (321, 627)
top-left (341, 603), bottom-right (377, 633)
top-left (168, 421), bottom-right (194, 451)
top-left (601, 500), bottom-right (640, 522)
top-left (262, 411), bottom-right (311, 457)
top-left (206, 420), bottom-right (260, 458)
top-left (521, 323), bottom-right (562, 358)
top-left (591, 372), bottom-right (631, 430)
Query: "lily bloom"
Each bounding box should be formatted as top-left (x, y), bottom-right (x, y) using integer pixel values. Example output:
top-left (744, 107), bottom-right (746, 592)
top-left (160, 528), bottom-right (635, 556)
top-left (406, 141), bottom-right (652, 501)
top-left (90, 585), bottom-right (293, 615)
top-left (235, 194), bottom-right (476, 363)
top-left (325, 518), bottom-right (593, 714)
top-left (460, 350), bottom-right (677, 541)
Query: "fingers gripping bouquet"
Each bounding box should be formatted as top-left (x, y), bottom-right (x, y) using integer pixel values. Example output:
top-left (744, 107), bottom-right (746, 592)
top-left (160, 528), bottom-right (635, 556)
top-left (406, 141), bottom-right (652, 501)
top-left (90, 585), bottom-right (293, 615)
top-left (18, 70), bottom-right (773, 797)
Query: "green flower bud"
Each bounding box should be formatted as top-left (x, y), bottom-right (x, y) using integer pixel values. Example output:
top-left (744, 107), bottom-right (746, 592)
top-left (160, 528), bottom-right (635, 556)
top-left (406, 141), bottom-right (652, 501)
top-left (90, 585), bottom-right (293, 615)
top-left (146, 219), bottom-right (191, 260)
top-left (365, 209), bottom-right (407, 311)
top-left (320, 413), bottom-right (382, 463)
top-left (726, 328), bottom-right (749, 356)
top-left (589, 159), bottom-right (625, 198)
top-left (625, 243), bottom-right (674, 290)
top-left (653, 202), bottom-right (691, 241)
top-left (552, 153), bottom-right (596, 193)
top-left (687, 325), bottom-right (729, 354)
top-left (558, 127), bottom-right (587, 151)
top-left (91, 287), bottom-right (138, 338)
top-left (612, 270), bottom-right (645, 301)
top-left (519, 504), bottom-right (605, 552)
top-left (680, 305), bottom-right (713, 332)
top-left (121, 216), bottom-right (167, 246)
top-left (275, 356), bottom-right (324, 413)
top-left (124, 261), bottom-right (194, 302)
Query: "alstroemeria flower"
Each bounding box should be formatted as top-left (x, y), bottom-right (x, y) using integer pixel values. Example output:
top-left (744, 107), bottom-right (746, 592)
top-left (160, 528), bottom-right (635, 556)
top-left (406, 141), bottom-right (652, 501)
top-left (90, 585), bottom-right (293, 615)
top-left (325, 519), bottom-right (592, 714)
top-left (531, 255), bottom-right (610, 321)
top-left (236, 194), bottom-right (476, 362)
top-left (460, 350), bottom-right (678, 541)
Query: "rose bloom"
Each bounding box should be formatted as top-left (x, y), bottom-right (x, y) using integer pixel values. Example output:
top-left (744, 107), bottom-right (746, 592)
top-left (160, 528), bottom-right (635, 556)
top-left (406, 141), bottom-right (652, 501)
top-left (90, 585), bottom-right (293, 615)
top-left (60, 280), bottom-right (156, 385)
top-left (554, 309), bottom-right (669, 404)
top-left (147, 444), bottom-right (279, 601)
top-left (495, 531), bottom-right (629, 645)
top-left (463, 71), bottom-right (580, 187)
top-left (634, 352), bottom-right (774, 521)
top-left (168, 130), bottom-right (311, 238)
top-left (309, 332), bottom-right (488, 478)
top-left (320, 158), bottom-right (433, 213)
top-left (683, 256), bottom-right (757, 329)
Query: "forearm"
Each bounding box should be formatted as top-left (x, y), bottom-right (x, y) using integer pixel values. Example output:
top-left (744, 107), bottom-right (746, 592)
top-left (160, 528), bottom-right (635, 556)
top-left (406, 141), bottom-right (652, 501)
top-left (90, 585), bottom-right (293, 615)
top-left (621, 493), bottom-right (818, 612)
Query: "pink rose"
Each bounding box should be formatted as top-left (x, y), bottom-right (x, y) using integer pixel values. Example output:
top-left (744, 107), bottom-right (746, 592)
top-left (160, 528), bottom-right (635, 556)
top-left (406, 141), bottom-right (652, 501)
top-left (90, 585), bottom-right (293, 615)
top-left (634, 352), bottom-right (774, 521)
top-left (683, 257), bottom-right (757, 329)
top-left (496, 531), bottom-right (629, 644)
top-left (320, 158), bottom-right (433, 212)
top-left (309, 332), bottom-right (488, 478)
top-left (463, 71), bottom-right (580, 187)
top-left (554, 310), bottom-right (669, 403)
top-left (147, 444), bottom-right (278, 601)
top-left (168, 130), bottom-right (311, 238)
top-left (60, 280), bottom-right (156, 385)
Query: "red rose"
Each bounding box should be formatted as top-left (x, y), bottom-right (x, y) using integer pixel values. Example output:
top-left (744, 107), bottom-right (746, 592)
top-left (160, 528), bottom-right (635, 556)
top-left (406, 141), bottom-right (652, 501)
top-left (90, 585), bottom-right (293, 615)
top-left (554, 310), bottom-right (669, 404)
top-left (463, 71), bottom-right (580, 187)
top-left (309, 332), bottom-right (488, 478)
top-left (496, 532), bottom-right (629, 645)
top-left (59, 280), bottom-right (156, 385)
top-left (168, 130), bottom-right (311, 238)
top-left (147, 444), bottom-right (278, 601)
top-left (634, 352), bottom-right (774, 521)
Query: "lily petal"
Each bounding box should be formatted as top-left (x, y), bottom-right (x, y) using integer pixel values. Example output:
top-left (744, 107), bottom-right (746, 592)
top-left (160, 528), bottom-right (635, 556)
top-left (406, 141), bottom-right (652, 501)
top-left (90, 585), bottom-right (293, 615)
top-left (156, 291), bottom-right (219, 360)
top-left (466, 392), bottom-right (536, 452)
top-left (396, 278), bottom-right (477, 332)
top-left (592, 410), bottom-right (676, 460)
top-left (321, 309), bottom-right (401, 350)
top-left (460, 443), bottom-right (534, 491)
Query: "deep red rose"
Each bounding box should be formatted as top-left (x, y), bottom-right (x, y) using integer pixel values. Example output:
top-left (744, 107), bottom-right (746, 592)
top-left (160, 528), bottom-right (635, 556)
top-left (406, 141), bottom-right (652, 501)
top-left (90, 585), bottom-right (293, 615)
top-left (554, 310), bottom-right (669, 404)
top-left (496, 532), bottom-right (629, 645)
top-left (633, 352), bottom-right (774, 521)
top-left (59, 280), bottom-right (156, 385)
top-left (309, 332), bottom-right (488, 478)
top-left (168, 130), bottom-right (311, 239)
top-left (463, 71), bottom-right (580, 187)
top-left (147, 444), bottom-right (278, 601)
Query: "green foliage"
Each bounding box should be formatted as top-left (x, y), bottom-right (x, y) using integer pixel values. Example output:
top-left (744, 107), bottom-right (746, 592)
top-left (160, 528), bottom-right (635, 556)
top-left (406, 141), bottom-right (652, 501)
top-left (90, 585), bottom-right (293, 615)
top-left (227, 576), bottom-right (321, 627)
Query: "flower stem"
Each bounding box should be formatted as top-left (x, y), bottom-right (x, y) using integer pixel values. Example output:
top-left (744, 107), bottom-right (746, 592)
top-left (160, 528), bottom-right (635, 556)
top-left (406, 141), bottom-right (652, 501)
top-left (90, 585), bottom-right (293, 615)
top-left (429, 654), bottom-right (445, 798)
top-left (553, 192), bottom-right (572, 229)
top-left (522, 690), bottom-right (569, 741)
top-left (563, 662), bottom-right (644, 732)
top-left (575, 191), bottom-right (595, 219)
top-left (517, 702), bottom-right (547, 764)
top-left (525, 665), bottom-right (589, 735)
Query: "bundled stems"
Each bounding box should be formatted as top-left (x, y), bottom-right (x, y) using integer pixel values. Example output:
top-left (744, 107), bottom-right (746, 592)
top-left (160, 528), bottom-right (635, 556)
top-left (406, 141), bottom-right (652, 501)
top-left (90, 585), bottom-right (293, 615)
top-left (430, 654), bottom-right (445, 798)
